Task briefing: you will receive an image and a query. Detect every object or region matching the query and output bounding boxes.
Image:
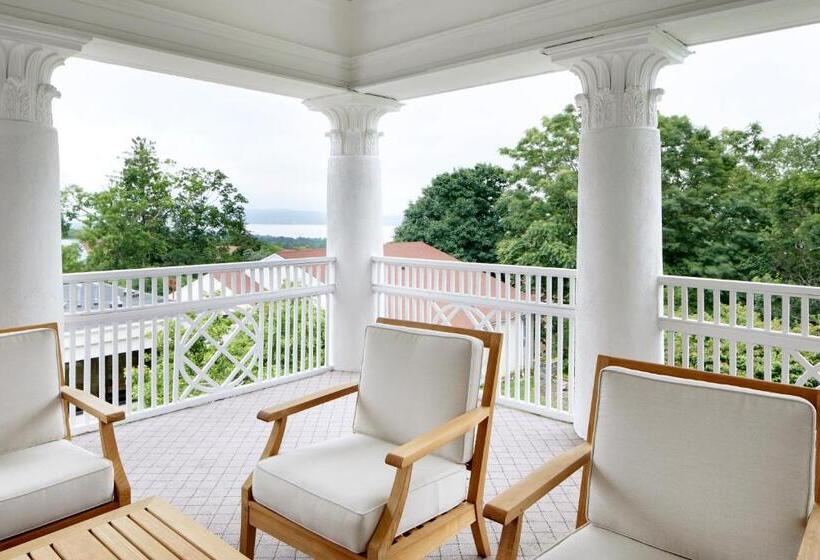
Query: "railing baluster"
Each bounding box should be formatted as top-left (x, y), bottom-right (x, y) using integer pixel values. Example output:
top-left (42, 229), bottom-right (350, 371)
top-left (729, 290), bottom-right (737, 375)
top-left (682, 286), bottom-right (690, 367)
top-left (781, 295), bottom-right (790, 384)
top-left (697, 287), bottom-right (705, 369)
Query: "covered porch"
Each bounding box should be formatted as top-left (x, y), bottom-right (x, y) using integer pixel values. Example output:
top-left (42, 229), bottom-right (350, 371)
top-left (72, 371), bottom-right (581, 558)
top-left (0, 0), bottom-right (819, 558)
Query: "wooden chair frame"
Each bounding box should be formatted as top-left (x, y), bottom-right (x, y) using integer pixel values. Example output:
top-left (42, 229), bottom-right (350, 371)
top-left (240, 318), bottom-right (503, 560)
top-left (483, 354), bottom-right (820, 560)
top-left (0, 322), bottom-right (130, 551)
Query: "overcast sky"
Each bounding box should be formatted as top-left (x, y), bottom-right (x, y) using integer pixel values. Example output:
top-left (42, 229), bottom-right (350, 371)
top-left (52, 23), bottom-right (820, 218)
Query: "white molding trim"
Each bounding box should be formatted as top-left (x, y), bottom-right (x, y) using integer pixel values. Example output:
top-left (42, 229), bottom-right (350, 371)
top-left (0, 0), bottom-right (351, 89)
top-left (348, 0), bottom-right (760, 89)
top-left (0, 0), bottom-right (813, 100)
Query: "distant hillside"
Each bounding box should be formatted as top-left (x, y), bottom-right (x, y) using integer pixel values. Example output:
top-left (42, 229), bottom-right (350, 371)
top-left (247, 208), bottom-right (402, 226)
top-left (246, 209), bottom-right (325, 224)
top-left (257, 235), bottom-right (325, 249)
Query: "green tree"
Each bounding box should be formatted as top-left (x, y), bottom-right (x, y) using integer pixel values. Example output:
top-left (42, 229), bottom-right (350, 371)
top-left (496, 105), bottom-right (579, 268)
top-left (660, 118), bottom-right (769, 279)
top-left (77, 138), bottom-right (260, 271)
top-left (495, 108), bottom-right (818, 284)
top-left (758, 128), bottom-right (820, 286)
top-left (61, 243), bottom-right (86, 273)
top-left (60, 184), bottom-right (86, 238)
top-left (394, 164), bottom-right (508, 262)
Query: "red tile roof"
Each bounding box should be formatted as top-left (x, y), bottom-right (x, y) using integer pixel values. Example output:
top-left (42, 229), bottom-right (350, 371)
top-left (277, 242), bottom-right (512, 330)
top-left (276, 241), bottom-right (459, 261)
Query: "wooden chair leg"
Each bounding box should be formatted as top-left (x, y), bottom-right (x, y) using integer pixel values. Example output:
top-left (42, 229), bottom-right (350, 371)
top-left (496, 515), bottom-right (523, 560)
top-left (470, 509), bottom-right (491, 558)
top-left (240, 476), bottom-right (256, 559)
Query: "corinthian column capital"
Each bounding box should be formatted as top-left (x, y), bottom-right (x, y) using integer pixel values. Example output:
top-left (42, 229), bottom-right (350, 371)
top-left (305, 92), bottom-right (401, 156)
top-left (546, 29), bottom-right (690, 130)
top-left (0, 17), bottom-right (88, 126)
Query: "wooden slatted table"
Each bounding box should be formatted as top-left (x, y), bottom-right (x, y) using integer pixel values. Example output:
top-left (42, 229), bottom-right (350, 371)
top-left (0, 497), bottom-right (248, 560)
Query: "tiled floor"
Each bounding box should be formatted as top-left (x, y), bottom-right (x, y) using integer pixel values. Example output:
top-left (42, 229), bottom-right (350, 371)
top-left (75, 371), bottom-right (582, 559)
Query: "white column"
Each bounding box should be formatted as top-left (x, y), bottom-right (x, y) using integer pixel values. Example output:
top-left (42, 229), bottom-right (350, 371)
top-left (547, 31), bottom-right (689, 437)
top-left (0, 22), bottom-right (87, 329)
top-left (305, 92), bottom-right (400, 371)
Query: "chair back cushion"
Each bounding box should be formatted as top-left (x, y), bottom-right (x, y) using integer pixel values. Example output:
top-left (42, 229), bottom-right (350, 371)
top-left (587, 366), bottom-right (815, 560)
top-left (353, 324), bottom-right (483, 463)
top-left (0, 328), bottom-right (65, 455)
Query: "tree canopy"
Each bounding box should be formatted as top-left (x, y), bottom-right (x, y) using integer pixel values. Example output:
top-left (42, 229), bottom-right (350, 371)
top-left (393, 163), bottom-right (508, 263)
top-left (395, 104), bottom-right (819, 285)
top-left (62, 138), bottom-right (270, 271)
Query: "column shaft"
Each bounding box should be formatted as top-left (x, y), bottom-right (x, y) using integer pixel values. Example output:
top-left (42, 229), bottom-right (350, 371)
top-left (0, 28), bottom-right (87, 329)
top-left (574, 126), bottom-right (663, 434)
top-left (326, 155), bottom-right (383, 370)
top-left (305, 92), bottom-right (400, 371)
top-left (0, 121), bottom-right (62, 328)
top-left (547, 30), bottom-right (689, 436)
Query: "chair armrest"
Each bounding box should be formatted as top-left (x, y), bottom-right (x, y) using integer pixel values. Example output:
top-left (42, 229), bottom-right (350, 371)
top-left (484, 442), bottom-right (591, 525)
top-left (798, 505), bottom-right (820, 559)
top-left (385, 406), bottom-right (491, 468)
top-left (61, 386), bottom-right (125, 423)
top-left (256, 382), bottom-right (359, 422)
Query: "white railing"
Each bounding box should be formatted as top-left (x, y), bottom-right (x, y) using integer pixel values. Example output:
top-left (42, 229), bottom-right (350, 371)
top-left (660, 275), bottom-right (820, 385)
top-left (62, 257), bottom-right (334, 429)
top-left (372, 257), bottom-right (576, 421)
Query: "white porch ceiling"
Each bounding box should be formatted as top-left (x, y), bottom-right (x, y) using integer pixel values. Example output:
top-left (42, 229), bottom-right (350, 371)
top-left (0, 0), bottom-right (817, 100)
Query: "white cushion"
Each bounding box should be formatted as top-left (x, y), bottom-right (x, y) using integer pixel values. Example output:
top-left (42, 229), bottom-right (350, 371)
top-left (537, 524), bottom-right (684, 559)
top-left (0, 328), bottom-right (65, 455)
top-left (253, 433), bottom-right (467, 553)
top-left (0, 439), bottom-right (114, 539)
top-left (588, 366), bottom-right (815, 560)
top-left (354, 324), bottom-right (483, 463)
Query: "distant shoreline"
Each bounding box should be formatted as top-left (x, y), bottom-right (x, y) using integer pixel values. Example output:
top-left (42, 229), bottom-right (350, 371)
top-left (246, 208), bottom-right (400, 226)
top-left (249, 223), bottom-right (396, 242)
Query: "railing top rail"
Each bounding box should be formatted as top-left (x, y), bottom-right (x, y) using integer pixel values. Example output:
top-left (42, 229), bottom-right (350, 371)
top-left (372, 256), bottom-right (576, 277)
top-left (660, 274), bottom-right (820, 298)
top-left (63, 257), bottom-right (336, 282)
top-left (64, 283), bottom-right (335, 326)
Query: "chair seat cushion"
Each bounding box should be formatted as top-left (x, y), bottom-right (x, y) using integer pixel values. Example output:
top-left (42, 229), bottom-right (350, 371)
top-left (538, 524), bottom-right (687, 560)
top-left (253, 433), bottom-right (467, 553)
top-left (0, 439), bottom-right (114, 540)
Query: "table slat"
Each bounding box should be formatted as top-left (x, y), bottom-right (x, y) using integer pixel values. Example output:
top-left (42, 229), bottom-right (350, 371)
top-left (90, 524), bottom-right (150, 560)
top-left (109, 518), bottom-right (177, 560)
top-left (147, 501), bottom-right (247, 559)
top-left (129, 510), bottom-right (210, 560)
top-left (29, 548), bottom-right (60, 560)
top-left (52, 531), bottom-right (117, 560)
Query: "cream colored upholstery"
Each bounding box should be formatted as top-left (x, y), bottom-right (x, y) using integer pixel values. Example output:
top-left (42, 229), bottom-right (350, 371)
top-left (354, 323), bottom-right (483, 463)
top-left (0, 439), bottom-right (114, 539)
top-left (0, 328), bottom-right (64, 455)
top-left (252, 323), bottom-right (484, 553)
top-left (0, 326), bottom-right (118, 541)
top-left (253, 433), bottom-right (467, 553)
top-left (583, 366), bottom-right (815, 560)
top-left (537, 524), bottom-right (685, 559)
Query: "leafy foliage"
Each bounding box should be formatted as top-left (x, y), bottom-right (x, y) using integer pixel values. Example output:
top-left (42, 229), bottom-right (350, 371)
top-left (496, 105), bottom-right (579, 268)
top-left (394, 164), bottom-right (508, 263)
top-left (495, 107), bottom-right (820, 286)
top-left (62, 138), bottom-right (262, 271)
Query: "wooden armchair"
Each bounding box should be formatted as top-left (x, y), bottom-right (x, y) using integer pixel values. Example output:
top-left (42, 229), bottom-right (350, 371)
top-left (0, 323), bottom-right (130, 550)
top-left (240, 318), bottom-right (502, 559)
top-left (484, 355), bottom-right (820, 560)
